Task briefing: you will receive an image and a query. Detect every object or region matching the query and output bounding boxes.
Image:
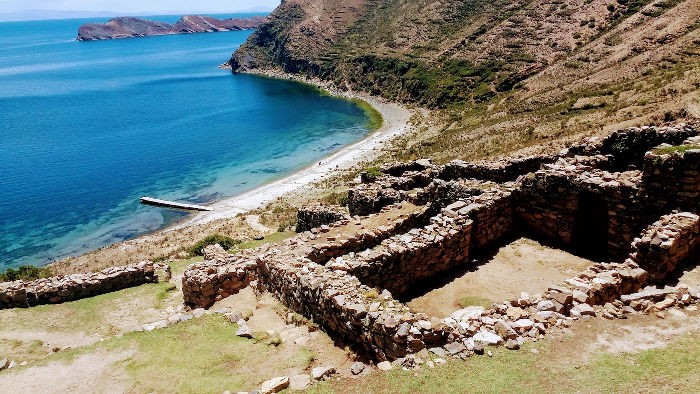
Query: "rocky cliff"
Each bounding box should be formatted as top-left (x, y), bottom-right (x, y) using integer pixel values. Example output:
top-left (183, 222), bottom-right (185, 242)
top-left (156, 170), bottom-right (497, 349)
top-left (77, 15), bottom-right (267, 41)
top-left (231, 0), bottom-right (699, 162)
top-left (231, 0), bottom-right (699, 108)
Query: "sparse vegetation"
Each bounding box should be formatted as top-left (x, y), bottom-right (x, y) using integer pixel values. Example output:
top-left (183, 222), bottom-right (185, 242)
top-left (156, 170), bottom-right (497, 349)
top-left (654, 144), bottom-right (700, 155)
top-left (189, 234), bottom-right (241, 256)
top-left (0, 265), bottom-right (52, 282)
top-left (457, 295), bottom-right (494, 308)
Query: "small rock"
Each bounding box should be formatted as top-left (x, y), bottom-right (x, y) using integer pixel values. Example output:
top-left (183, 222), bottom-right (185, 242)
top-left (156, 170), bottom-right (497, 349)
top-left (0, 358), bottom-right (9, 371)
top-left (289, 374), bottom-right (311, 391)
top-left (192, 308), bottom-right (206, 318)
top-left (572, 290), bottom-right (588, 304)
top-left (444, 341), bottom-right (467, 356)
top-left (311, 366), bottom-right (336, 381)
top-left (571, 303), bottom-right (596, 317)
top-left (505, 339), bottom-right (520, 350)
top-left (429, 347), bottom-right (446, 357)
top-left (350, 362), bottom-right (367, 375)
top-left (474, 331), bottom-right (503, 346)
top-left (654, 298), bottom-right (675, 311)
top-left (537, 300), bottom-right (556, 312)
top-left (7, 360), bottom-right (16, 369)
top-left (236, 324), bottom-right (254, 339)
top-left (377, 361), bottom-right (393, 371)
top-left (487, 350), bottom-right (493, 357)
top-left (260, 376), bottom-right (289, 394)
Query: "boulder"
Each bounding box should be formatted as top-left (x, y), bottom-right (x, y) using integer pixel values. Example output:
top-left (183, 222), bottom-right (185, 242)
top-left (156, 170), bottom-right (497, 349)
top-left (311, 366), bottom-right (336, 381)
top-left (474, 331), bottom-right (503, 346)
top-left (260, 376), bottom-right (290, 394)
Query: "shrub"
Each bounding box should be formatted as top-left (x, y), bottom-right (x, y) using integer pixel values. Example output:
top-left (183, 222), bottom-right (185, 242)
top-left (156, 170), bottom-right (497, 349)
top-left (188, 234), bottom-right (240, 256)
top-left (0, 265), bottom-right (51, 282)
top-left (362, 166), bottom-right (383, 182)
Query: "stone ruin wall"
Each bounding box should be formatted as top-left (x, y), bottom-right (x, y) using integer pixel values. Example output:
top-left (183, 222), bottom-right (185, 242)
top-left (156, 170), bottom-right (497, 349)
top-left (179, 123), bottom-right (700, 361)
top-left (339, 213), bottom-right (473, 298)
top-left (642, 137), bottom-right (700, 216)
top-left (182, 204), bottom-right (435, 309)
top-left (0, 261), bottom-right (169, 309)
top-left (630, 212), bottom-right (700, 283)
top-left (295, 205), bottom-right (349, 233)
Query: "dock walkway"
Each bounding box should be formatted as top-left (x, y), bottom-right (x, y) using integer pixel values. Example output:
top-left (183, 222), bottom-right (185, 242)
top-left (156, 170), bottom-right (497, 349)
top-left (140, 197), bottom-right (212, 212)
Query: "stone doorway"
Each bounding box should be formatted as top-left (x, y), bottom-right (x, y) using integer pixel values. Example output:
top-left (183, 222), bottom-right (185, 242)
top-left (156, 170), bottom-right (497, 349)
top-left (572, 190), bottom-right (609, 261)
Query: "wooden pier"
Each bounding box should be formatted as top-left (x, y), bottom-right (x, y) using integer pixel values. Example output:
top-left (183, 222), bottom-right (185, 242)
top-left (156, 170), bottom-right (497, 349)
top-left (140, 197), bottom-right (213, 212)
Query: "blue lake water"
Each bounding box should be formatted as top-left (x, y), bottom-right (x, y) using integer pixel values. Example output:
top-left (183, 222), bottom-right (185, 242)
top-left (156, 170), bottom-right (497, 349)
top-left (0, 15), bottom-right (374, 270)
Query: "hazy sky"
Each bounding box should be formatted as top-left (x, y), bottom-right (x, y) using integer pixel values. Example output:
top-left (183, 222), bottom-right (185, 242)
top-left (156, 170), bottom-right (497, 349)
top-left (0, 0), bottom-right (280, 13)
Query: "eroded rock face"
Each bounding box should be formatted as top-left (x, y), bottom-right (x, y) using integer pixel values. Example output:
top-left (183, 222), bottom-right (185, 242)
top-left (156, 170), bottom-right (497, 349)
top-left (77, 15), bottom-right (267, 41)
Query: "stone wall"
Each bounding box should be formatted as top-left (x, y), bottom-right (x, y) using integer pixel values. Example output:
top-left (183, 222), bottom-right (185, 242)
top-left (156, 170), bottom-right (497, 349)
top-left (567, 124), bottom-right (696, 169)
top-left (0, 261), bottom-right (166, 309)
top-left (182, 255), bottom-right (258, 309)
top-left (439, 155), bottom-right (557, 183)
top-left (180, 122), bottom-right (700, 362)
top-left (642, 138), bottom-right (700, 215)
top-left (338, 214), bottom-right (473, 297)
top-left (296, 205), bottom-right (349, 233)
top-left (629, 212), bottom-right (700, 282)
top-left (515, 156), bottom-right (644, 259)
top-left (443, 190), bottom-right (515, 252)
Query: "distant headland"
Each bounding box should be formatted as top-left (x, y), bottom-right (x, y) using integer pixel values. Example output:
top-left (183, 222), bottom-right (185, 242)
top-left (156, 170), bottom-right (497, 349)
top-left (77, 15), bottom-right (267, 41)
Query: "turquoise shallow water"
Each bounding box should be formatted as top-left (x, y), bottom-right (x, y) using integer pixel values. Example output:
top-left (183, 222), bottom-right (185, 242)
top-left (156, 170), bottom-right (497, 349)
top-left (0, 15), bottom-right (373, 269)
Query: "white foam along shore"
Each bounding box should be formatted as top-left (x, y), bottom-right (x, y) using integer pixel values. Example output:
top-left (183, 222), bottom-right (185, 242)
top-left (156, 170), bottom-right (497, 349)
top-left (173, 72), bottom-right (414, 229)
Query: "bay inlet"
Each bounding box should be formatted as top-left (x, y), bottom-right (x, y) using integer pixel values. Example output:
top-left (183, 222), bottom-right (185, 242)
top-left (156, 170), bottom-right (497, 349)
top-left (0, 15), bottom-right (377, 269)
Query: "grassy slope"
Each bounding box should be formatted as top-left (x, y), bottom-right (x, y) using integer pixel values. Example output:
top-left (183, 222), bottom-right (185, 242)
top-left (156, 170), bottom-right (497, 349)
top-left (310, 333), bottom-right (700, 393)
top-left (235, 0), bottom-right (700, 163)
top-left (2, 258), bottom-right (700, 393)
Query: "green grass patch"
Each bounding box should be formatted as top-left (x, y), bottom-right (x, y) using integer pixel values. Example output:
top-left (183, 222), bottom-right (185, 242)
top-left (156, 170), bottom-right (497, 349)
top-left (654, 144), bottom-right (699, 155)
top-left (168, 256), bottom-right (204, 276)
top-left (457, 295), bottom-right (494, 308)
top-left (313, 331), bottom-right (700, 393)
top-left (189, 234), bottom-right (241, 256)
top-left (103, 315), bottom-right (314, 393)
top-left (351, 98), bottom-right (384, 131)
top-left (2, 283), bottom-right (176, 337)
top-left (236, 231), bottom-right (296, 251)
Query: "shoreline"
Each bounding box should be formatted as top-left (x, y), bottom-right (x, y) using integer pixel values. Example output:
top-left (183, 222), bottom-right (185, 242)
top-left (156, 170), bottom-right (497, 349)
top-left (173, 70), bottom-right (414, 229)
top-left (46, 70), bottom-right (415, 273)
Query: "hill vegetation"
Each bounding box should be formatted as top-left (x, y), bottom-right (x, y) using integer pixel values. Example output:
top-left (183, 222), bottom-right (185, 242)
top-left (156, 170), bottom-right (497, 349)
top-left (231, 0), bottom-right (699, 161)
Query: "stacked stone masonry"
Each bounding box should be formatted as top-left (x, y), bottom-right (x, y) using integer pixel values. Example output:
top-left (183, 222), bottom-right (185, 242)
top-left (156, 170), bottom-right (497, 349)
top-left (629, 212), bottom-right (700, 283)
top-left (0, 261), bottom-right (168, 309)
top-left (182, 123), bottom-right (700, 361)
top-left (295, 205), bottom-right (349, 233)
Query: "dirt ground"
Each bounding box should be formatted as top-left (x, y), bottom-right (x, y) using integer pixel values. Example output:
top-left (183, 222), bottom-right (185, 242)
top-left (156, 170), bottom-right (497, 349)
top-left (408, 238), bottom-right (594, 317)
top-left (0, 349), bottom-right (134, 394)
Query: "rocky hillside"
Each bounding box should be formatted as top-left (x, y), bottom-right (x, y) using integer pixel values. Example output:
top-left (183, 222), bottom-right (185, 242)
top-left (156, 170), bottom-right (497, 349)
top-left (231, 0), bottom-right (699, 161)
top-left (78, 15), bottom-right (267, 41)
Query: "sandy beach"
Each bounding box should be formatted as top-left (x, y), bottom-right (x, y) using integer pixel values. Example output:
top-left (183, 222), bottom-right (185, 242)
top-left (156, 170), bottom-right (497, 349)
top-left (49, 73), bottom-right (415, 273)
top-left (176, 75), bottom-right (414, 228)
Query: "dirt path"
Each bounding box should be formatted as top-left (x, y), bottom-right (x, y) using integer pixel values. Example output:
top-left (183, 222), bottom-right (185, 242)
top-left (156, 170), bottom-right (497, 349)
top-left (0, 349), bottom-right (133, 394)
top-left (246, 214), bottom-right (273, 234)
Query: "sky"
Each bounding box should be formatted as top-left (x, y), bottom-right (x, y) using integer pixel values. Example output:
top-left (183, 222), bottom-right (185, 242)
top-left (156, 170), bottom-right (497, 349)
top-left (0, 0), bottom-right (280, 15)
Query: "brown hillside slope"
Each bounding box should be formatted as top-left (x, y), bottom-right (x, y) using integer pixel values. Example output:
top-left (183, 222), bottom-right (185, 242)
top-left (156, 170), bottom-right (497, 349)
top-left (232, 0), bottom-right (699, 161)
